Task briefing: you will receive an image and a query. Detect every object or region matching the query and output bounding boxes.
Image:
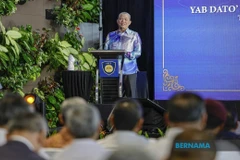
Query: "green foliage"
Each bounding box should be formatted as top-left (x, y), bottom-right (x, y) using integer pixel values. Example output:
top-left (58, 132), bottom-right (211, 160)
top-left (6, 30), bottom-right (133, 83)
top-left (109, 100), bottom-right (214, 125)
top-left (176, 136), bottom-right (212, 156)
top-left (33, 77), bottom-right (65, 129)
top-left (62, 30), bottom-right (97, 72)
top-left (0, 0), bottom-right (19, 16)
top-left (0, 17), bottom-right (97, 129)
top-left (43, 32), bottom-right (79, 70)
top-left (76, 52), bottom-right (97, 71)
top-left (63, 30), bottom-right (84, 52)
top-left (0, 22), bottom-right (43, 96)
top-left (53, 0), bottom-right (100, 28)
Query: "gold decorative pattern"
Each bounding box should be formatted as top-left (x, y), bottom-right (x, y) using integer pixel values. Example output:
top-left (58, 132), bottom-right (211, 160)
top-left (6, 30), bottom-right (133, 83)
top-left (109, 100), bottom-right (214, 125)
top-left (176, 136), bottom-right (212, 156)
top-left (163, 69), bottom-right (185, 91)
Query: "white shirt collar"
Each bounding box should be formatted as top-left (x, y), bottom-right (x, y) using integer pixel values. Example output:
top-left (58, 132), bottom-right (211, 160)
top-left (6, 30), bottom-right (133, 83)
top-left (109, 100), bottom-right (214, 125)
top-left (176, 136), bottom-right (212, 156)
top-left (10, 135), bottom-right (35, 151)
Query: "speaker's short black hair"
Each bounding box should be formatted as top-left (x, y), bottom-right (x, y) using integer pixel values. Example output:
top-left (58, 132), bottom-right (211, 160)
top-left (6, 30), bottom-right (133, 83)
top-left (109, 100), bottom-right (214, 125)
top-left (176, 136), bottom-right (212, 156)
top-left (113, 98), bottom-right (143, 130)
top-left (167, 92), bottom-right (205, 123)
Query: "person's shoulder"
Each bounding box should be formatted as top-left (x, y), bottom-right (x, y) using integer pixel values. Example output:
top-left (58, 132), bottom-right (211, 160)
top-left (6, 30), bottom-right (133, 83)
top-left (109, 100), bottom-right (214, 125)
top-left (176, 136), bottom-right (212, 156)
top-left (127, 29), bottom-right (139, 35)
top-left (108, 30), bottom-right (118, 36)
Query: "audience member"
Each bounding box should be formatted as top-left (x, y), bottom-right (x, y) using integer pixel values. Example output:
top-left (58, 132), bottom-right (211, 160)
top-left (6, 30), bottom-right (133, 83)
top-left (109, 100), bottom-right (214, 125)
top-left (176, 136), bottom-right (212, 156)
top-left (168, 129), bottom-right (216, 160)
top-left (147, 92), bottom-right (207, 160)
top-left (217, 109), bottom-right (240, 139)
top-left (53, 103), bottom-right (110, 160)
top-left (205, 99), bottom-right (227, 136)
top-left (107, 147), bottom-right (155, 160)
top-left (0, 112), bottom-right (47, 160)
top-left (204, 99), bottom-right (240, 160)
top-left (97, 98), bottom-right (148, 150)
top-left (0, 93), bottom-right (31, 146)
top-left (44, 97), bottom-right (87, 148)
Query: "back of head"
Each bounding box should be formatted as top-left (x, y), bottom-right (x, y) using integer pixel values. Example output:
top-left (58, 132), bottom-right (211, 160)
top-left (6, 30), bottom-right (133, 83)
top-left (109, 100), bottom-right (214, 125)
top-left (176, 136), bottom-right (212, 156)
top-left (0, 93), bottom-right (31, 126)
top-left (205, 99), bottom-right (227, 129)
top-left (169, 129), bottom-right (216, 160)
top-left (8, 112), bottom-right (48, 135)
top-left (66, 103), bottom-right (100, 138)
top-left (60, 97), bottom-right (87, 122)
top-left (167, 92), bottom-right (205, 123)
top-left (107, 147), bottom-right (155, 160)
top-left (112, 98), bottom-right (143, 130)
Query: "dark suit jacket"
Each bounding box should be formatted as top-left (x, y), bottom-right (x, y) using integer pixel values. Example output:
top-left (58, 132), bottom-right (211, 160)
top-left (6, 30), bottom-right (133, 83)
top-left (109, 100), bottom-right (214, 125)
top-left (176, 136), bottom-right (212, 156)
top-left (0, 140), bottom-right (45, 160)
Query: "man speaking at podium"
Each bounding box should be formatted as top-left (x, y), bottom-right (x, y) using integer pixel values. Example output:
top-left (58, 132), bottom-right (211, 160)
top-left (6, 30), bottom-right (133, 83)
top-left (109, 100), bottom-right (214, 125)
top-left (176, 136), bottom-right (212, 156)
top-left (104, 12), bottom-right (142, 98)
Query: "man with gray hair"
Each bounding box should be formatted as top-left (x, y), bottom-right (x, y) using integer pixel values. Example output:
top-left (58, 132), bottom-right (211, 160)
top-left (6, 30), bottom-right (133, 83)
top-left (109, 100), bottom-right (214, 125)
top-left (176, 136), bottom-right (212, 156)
top-left (0, 112), bottom-right (47, 160)
top-left (104, 12), bottom-right (141, 98)
top-left (44, 97), bottom-right (87, 148)
top-left (54, 103), bottom-right (110, 160)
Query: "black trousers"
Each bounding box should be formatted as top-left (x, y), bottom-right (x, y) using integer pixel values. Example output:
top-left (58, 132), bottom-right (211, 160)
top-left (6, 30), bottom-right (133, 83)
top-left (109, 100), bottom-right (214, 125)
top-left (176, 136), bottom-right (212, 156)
top-left (123, 73), bottom-right (137, 98)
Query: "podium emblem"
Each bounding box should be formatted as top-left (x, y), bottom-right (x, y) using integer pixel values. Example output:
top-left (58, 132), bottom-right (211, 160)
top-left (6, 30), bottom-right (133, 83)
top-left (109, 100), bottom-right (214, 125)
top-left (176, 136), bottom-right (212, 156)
top-left (102, 61), bottom-right (116, 75)
top-left (99, 59), bottom-right (119, 77)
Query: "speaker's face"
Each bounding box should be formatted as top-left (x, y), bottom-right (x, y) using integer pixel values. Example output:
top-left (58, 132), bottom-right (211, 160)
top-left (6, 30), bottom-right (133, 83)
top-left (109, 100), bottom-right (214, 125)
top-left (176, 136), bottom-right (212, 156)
top-left (117, 14), bottom-right (131, 31)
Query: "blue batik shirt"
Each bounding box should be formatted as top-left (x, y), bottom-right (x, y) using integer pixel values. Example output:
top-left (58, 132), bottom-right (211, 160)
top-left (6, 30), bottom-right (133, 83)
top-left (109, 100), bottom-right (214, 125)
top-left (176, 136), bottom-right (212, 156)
top-left (104, 28), bottom-right (142, 75)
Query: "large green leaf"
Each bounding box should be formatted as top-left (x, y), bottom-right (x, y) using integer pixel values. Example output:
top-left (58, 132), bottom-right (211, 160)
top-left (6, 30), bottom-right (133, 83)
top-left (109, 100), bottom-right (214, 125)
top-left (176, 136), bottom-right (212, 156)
top-left (6, 30), bottom-right (22, 39)
top-left (47, 95), bottom-right (57, 105)
top-left (68, 47), bottom-right (78, 55)
top-left (0, 52), bottom-right (9, 61)
top-left (83, 52), bottom-right (94, 65)
top-left (22, 53), bottom-right (32, 63)
top-left (62, 48), bottom-right (70, 56)
top-left (23, 41), bottom-right (31, 51)
top-left (0, 21), bottom-right (6, 34)
top-left (82, 62), bottom-right (90, 70)
top-left (5, 37), bottom-right (10, 45)
top-left (0, 45), bottom-right (8, 52)
top-left (82, 4), bottom-right (94, 10)
top-left (10, 46), bottom-right (17, 59)
top-left (59, 41), bottom-right (72, 48)
top-left (8, 36), bottom-right (19, 55)
top-left (82, 11), bottom-right (91, 20)
top-left (0, 58), bottom-right (8, 69)
top-left (78, 54), bottom-right (85, 63)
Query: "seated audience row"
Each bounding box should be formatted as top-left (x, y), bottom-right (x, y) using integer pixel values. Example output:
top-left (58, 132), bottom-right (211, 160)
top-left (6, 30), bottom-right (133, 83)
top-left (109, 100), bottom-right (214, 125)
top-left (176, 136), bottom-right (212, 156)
top-left (0, 92), bottom-right (240, 160)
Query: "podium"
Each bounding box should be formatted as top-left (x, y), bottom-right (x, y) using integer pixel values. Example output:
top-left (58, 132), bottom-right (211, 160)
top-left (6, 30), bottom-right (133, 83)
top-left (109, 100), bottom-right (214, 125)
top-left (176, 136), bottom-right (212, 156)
top-left (90, 50), bottom-right (126, 104)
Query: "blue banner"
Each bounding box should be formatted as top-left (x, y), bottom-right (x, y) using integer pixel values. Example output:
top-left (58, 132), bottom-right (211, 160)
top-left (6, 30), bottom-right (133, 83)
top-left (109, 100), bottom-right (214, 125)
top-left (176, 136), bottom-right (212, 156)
top-left (99, 59), bottom-right (119, 77)
top-left (154, 0), bottom-right (240, 100)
